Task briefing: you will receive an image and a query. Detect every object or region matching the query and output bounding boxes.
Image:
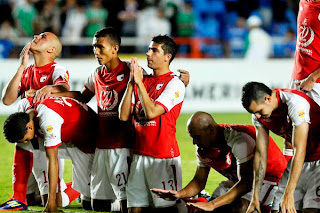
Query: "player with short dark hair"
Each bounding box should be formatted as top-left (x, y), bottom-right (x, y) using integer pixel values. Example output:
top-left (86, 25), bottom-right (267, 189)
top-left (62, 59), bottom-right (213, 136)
top-left (152, 112), bottom-right (287, 213)
top-left (119, 35), bottom-right (186, 213)
top-left (242, 82), bottom-right (320, 213)
top-left (3, 96), bottom-right (97, 212)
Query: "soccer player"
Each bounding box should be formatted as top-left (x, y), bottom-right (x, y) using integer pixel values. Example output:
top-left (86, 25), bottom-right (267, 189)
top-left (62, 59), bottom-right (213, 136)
top-left (3, 96), bottom-right (97, 212)
top-left (119, 35), bottom-right (185, 213)
top-left (241, 82), bottom-right (320, 213)
top-left (53, 28), bottom-right (190, 213)
top-left (151, 112), bottom-right (287, 213)
top-left (0, 32), bottom-right (70, 211)
top-left (290, 0), bottom-right (320, 106)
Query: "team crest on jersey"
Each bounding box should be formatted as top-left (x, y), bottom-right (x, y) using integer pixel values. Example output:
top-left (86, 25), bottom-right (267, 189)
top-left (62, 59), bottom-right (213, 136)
top-left (226, 153), bottom-right (232, 165)
top-left (298, 110), bottom-right (305, 118)
top-left (156, 83), bottom-right (164, 90)
top-left (40, 75), bottom-right (48, 83)
top-left (48, 133), bottom-right (56, 139)
top-left (46, 125), bottom-right (53, 133)
top-left (298, 18), bottom-right (314, 48)
top-left (117, 74), bottom-right (125, 81)
top-left (99, 86), bottom-right (118, 111)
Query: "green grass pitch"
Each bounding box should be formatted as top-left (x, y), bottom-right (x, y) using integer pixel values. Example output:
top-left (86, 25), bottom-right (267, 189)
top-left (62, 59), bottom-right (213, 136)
top-left (0, 113), bottom-right (284, 212)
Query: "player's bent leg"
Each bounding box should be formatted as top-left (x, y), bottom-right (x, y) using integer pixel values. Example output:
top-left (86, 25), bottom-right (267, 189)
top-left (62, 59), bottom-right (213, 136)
top-left (302, 209), bottom-right (320, 213)
top-left (150, 205), bottom-right (178, 213)
top-left (120, 199), bottom-right (128, 213)
top-left (91, 199), bottom-right (111, 212)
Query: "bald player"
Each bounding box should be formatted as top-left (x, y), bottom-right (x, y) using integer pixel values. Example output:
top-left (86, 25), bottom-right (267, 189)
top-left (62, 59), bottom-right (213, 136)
top-left (152, 112), bottom-right (287, 213)
top-left (1, 32), bottom-right (71, 211)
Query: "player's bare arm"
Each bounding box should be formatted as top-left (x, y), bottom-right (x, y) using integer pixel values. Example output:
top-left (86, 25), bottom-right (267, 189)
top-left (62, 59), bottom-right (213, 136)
top-left (246, 126), bottom-right (269, 213)
top-left (152, 166), bottom-right (210, 201)
top-left (34, 83), bottom-right (70, 103)
top-left (189, 160), bottom-right (253, 211)
top-left (281, 122), bottom-right (308, 213)
top-left (132, 57), bottom-right (166, 119)
top-left (178, 69), bottom-right (190, 87)
top-left (2, 43), bottom-right (32, 105)
top-left (297, 67), bottom-right (320, 92)
top-left (44, 147), bottom-right (62, 212)
top-left (51, 87), bottom-right (95, 104)
top-left (119, 58), bottom-right (135, 121)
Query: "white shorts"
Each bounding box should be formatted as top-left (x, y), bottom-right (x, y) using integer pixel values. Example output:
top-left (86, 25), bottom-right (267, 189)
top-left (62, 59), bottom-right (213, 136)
top-left (273, 159), bottom-right (320, 211)
top-left (90, 148), bottom-right (131, 200)
top-left (58, 143), bottom-right (94, 198)
top-left (289, 79), bottom-right (320, 106)
top-left (127, 155), bottom-right (182, 208)
top-left (212, 179), bottom-right (278, 210)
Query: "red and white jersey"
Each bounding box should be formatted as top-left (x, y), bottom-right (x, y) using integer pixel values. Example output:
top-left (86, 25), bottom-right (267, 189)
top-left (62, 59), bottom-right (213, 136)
top-left (19, 62), bottom-right (70, 97)
top-left (197, 124), bottom-right (287, 183)
top-left (84, 61), bottom-right (131, 149)
top-left (253, 88), bottom-right (320, 162)
top-left (132, 72), bottom-right (185, 158)
top-left (292, 0), bottom-right (320, 82)
top-left (18, 97), bottom-right (97, 153)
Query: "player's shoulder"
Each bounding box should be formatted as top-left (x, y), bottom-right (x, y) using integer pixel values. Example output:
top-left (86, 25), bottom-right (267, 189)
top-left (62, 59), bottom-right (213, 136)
top-left (51, 63), bottom-right (68, 73)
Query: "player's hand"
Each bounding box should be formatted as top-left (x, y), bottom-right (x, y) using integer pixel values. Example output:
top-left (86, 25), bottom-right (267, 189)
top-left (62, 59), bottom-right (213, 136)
top-left (43, 201), bottom-right (63, 212)
top-left (19, 42), bottom-right (31, 68)
top-left (178, 69), bottom-right (190, 87)
top-left (24, 89), bottom-right (37, 98)
top-left (151, 188), bottom-right (180, 201)
top-left (34, 86), bottom-right (53, 103)
top-left (245, 200), bottom-right (261, 213)
top-left (296, 75), bottom-right (316, 92)
top-left (131, 57), bottom-right (143, 84)
top-left (186, 200), bottom-right (215, 211)
top-left (280, 192), bottom-right (296, 213)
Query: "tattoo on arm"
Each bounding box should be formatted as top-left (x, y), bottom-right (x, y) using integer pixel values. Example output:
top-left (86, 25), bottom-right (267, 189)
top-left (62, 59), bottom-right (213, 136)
top-left (256, 161), bottom-right (264, 193)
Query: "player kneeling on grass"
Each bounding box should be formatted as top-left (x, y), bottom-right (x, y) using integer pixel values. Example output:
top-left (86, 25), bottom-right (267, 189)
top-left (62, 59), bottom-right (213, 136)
top-left (151, 112), bottom-right (287, 213)
top-left (3, 96), bottom-right (97, 212)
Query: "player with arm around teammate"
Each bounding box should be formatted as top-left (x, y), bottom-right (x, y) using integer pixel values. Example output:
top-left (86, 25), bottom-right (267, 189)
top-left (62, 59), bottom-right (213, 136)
top-left (3, 96), bottom-right (97, 212)
top-left (0, 32), bottom-right (71, 211)
top-left (152, 112), bottom-right (287, 213)
top-left (242, 82), bottom-right (320, 213)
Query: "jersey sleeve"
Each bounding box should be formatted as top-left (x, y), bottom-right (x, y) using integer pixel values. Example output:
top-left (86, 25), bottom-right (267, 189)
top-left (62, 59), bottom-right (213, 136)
top-left (286, 94), bottom-right (311, 126)
top-left (224, 128), bottom-right (255, 165)
top-left (52, 64), bottom-right (70, 86)
top-left (196, 147), bottom-right (209, 167)
top-left (251, 114), bottom-right (263, 127)
top-left (155, 78), bottom-right (185, 112)
top-left (17, 98), bottom-right (32, 112)
top-left (83, 68), bottom-right (97, 93)
top-left (36, 104), bottom-right (63, 149)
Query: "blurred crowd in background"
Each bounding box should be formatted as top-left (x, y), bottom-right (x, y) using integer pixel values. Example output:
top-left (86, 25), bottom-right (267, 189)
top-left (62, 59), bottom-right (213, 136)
top-left (0, 0), bottom-right (298, 59)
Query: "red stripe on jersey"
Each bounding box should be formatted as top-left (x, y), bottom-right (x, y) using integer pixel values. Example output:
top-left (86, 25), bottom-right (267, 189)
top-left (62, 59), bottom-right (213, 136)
top-left (155, 101), bottom-right (168, 112)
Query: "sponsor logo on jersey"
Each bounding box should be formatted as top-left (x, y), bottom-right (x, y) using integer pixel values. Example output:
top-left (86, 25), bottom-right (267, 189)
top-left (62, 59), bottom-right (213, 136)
top-left (40, 75), bottom-right (48, 83)
top-left (117, 74), bottom-right (125, 81)
top-left (156, 83), bottom-right (164, 90)
top-left (175, 91), bottom-right (180, 98)
top-left (64, 74), bottom-right (69, 82)
top-left (99, 86), bottom-right (118, 111)
top-left (298, 110), bottom-right (305, 118)
top-left (49, 133), bottom-right (56, 139)
top-left (46, 125), bottom-right (53, 133)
